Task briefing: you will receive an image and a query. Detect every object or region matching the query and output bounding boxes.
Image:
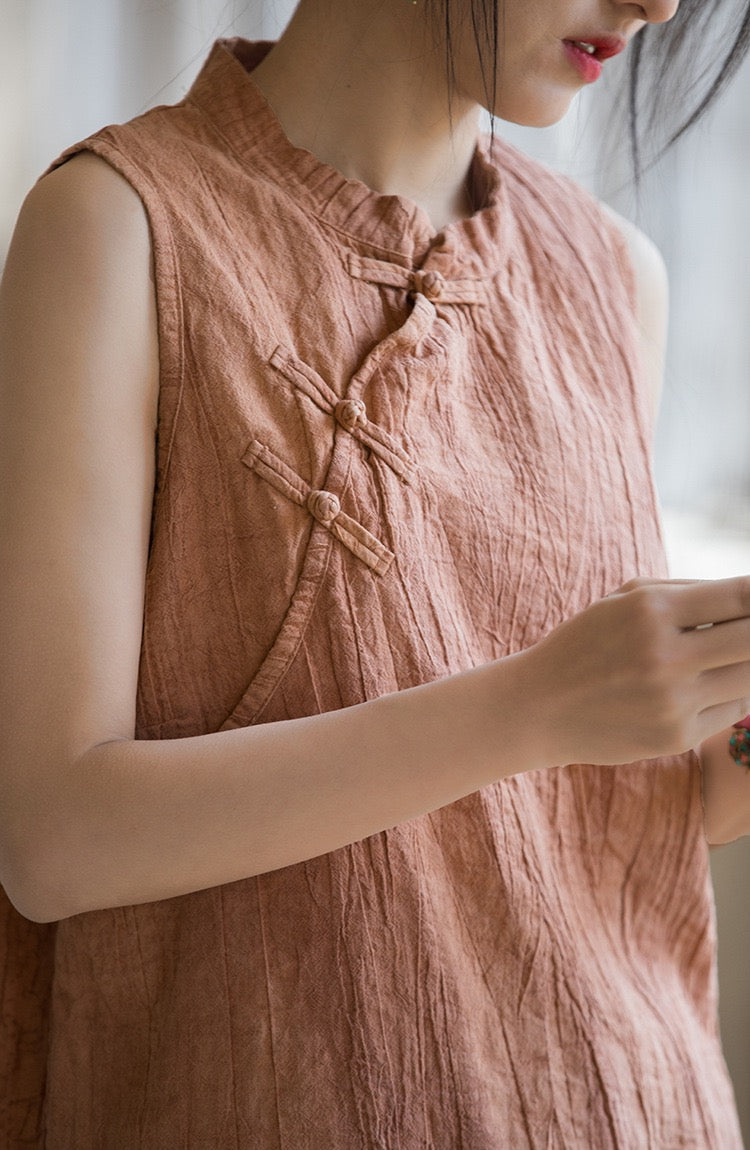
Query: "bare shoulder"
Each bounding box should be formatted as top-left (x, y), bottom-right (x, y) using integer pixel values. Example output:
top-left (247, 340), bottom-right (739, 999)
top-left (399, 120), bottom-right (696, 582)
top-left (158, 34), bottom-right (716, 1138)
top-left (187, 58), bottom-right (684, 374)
top-left (1, 146), bottom-right (159, 493)
top-left (2, 149), bottom-right (157, 419)
top-left (11, 150), bottom-right (153, 296)
top-left (598, 202), bottom-right (670, 426)
top-left (598, 202), bottom-right (669, 316)
top-left (21, 149), bottom-right (148, 233)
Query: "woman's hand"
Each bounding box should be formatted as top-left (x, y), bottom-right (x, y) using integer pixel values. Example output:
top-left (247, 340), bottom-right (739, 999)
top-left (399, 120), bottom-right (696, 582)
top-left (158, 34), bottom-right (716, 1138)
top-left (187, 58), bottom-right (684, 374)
top-left (520, 576), bottom-right (750, 768)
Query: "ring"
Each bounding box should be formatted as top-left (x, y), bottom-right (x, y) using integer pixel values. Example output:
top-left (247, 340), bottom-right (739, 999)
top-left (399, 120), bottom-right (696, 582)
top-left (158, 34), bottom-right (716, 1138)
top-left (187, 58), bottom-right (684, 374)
top-left (728, 725), bottom-right (750, 770)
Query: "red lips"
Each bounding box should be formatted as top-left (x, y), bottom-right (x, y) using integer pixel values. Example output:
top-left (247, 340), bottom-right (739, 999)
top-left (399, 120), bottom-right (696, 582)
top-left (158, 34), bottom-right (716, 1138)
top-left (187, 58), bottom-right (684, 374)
top-left (565, 35), bottom-right (628, 62)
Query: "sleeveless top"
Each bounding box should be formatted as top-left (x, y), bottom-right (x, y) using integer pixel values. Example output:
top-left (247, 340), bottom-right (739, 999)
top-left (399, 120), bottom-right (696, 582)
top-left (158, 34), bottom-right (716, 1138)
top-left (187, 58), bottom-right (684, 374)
top-left (1, 37), bottom-right (743, 1149)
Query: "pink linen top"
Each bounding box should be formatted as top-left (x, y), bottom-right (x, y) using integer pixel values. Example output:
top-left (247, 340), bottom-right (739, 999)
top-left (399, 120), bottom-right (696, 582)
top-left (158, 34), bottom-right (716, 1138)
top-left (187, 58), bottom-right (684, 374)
top-left (0, 37), bottom-right (742, 1149)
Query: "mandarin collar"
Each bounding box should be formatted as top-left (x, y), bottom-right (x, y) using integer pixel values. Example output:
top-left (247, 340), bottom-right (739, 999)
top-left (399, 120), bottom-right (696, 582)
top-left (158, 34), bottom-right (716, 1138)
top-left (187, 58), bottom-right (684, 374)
top-left (186, 37), bottom-right (509, 278)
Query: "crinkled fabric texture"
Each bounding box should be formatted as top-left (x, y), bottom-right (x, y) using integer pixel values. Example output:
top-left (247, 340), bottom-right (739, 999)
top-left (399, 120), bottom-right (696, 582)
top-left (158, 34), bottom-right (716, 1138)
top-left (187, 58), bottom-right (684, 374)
top-left (0, 37), bottom-right (742, 1150)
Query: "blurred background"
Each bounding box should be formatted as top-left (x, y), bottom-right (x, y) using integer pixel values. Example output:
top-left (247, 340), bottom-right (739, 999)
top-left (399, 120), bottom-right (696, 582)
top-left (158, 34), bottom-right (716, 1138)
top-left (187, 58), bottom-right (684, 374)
top-left (1, 0), bottom-right (749, 1140)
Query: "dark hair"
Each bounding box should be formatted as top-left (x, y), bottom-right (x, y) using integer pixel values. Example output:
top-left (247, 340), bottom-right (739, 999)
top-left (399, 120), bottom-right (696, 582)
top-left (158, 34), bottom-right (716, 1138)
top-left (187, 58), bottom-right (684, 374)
top-left (626, 0), bottom-right (750, 180)
top-left (433, 0), bottom-right (750, 184)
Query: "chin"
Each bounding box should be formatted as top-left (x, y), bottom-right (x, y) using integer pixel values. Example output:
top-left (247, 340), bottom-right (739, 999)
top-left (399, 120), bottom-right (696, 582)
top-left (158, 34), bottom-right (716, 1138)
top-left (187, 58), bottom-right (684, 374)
top-left (491, 93), bottom-right (577, 129)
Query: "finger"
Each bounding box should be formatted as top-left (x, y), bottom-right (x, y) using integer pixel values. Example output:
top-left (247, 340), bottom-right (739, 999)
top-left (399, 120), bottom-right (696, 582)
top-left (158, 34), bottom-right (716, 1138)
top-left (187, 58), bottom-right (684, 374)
top-left (695, 698), bottom-right (750, 745)
top-left (613, 577), bottom-right (701, 595)
top-left (695, 661), bottom-right (750, 711)
top-left (665, 575), bottom-right (750, 629)
top-left (680, 616), bottom-right (750, 671)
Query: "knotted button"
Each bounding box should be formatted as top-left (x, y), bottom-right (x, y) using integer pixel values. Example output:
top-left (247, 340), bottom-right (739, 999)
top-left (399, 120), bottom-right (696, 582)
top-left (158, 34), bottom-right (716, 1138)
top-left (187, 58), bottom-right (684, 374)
top-left (335, 397), bottom-right (368, 432)
top-left (307, 489), bottom-right (341, 526)
top-left (412, 269), bottom-right (446, 301)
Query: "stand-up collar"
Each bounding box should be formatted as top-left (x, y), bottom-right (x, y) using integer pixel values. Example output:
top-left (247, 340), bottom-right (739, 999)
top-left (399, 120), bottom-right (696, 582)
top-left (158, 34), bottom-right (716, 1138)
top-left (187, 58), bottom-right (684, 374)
top-left (186, 38), bottom-right (509, 277)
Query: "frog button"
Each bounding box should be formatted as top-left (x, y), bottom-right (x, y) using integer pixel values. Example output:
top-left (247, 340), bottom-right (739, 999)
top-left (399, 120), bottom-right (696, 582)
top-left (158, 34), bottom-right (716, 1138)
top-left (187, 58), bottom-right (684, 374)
top-left (307, 489), bottom-right (341, 526)
top-left (413, 269), bottom-right (446, 301)
top-left (335, 398), bottom-right (368, 432)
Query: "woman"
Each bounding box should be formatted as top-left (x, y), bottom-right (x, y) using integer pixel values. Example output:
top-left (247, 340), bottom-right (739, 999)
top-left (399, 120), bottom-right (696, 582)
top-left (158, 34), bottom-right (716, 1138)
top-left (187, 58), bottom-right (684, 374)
top-left (2, 0), bottom-right (750, 1144)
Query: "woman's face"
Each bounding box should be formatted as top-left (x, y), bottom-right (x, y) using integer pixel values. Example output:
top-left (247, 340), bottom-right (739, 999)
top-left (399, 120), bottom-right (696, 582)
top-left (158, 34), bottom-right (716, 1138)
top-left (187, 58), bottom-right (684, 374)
top-left (449, 0), bottom-right (681, 126)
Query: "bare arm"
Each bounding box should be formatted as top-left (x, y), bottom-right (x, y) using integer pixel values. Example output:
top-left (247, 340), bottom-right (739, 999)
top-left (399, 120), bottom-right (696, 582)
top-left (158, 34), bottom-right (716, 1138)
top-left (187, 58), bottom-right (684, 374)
top-left (3, 158), bottom-right (750, 924)
top-left (602, 202), bottom-right (750, 843)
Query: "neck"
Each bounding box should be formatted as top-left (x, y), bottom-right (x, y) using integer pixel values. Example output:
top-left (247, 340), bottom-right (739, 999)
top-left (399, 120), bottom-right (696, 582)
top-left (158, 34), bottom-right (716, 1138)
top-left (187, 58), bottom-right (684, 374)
top-left (249, 0), bottom-right (483, 233)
